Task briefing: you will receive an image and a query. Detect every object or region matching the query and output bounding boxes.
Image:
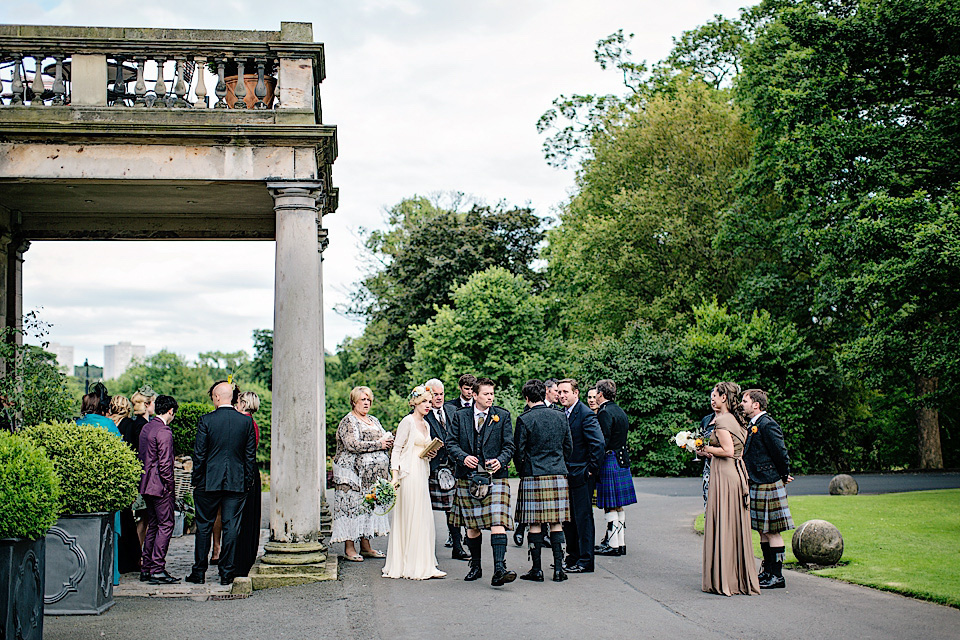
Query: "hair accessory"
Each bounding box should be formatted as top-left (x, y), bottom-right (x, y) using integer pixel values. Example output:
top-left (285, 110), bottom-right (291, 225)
top-left (408, 385), bottom-right (431, 406)
top-left (137, 384), bottom-right (157, 397)
top-left (227, 374), bottom-right (233, 384)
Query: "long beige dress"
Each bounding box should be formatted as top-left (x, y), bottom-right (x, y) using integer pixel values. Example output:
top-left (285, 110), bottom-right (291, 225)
top-left (382, 415), bottom-right (446, 580)
top-left (702, 413), bottom-right (761, 596)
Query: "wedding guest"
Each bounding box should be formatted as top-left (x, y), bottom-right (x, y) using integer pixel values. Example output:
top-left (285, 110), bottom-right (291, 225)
top-left (205, 380), bottom-right (240, 566)
top-left (139, 395), bottom-right (181, 585)
top-left (234, 391), bottom-right (263, 577)
top-left (107, 395), bottom-right (143, 574)
top-left (444, 373), bottom-right (476, 412)
top-left (129, 387), bottom-right (156, 544)
top-left (742, 388), bottom-right (794, 589)
top-left (330, 386), bottom-right (393, 562)
top-left (701, 381), bottom-right (759, 596)
top-left (424, 378), bottom-right (469, 560)
top-left (593, 379), bottom-right (636, 557)
top-left (544, 379), bottom-right (562, 410)
top-left (697, 397), bottom-right (717, 508)
top-left (586, 387), bottom-right (599, 412)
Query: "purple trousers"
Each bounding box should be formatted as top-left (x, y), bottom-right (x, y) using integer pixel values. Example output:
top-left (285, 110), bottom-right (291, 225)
top-left (141, 492), bottom-right (175, 575)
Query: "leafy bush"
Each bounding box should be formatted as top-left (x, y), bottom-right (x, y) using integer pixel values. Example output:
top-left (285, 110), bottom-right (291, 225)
top-left (0, 430), bottom-right (62, 539)
top-left (171, 402), bottom-right (213, 456)
top-left (20, 421), bottom-right (141, 514)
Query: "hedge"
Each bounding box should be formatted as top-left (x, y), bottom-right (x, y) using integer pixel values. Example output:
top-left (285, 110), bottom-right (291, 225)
top-left (0, 430), bottom-right (62, 539)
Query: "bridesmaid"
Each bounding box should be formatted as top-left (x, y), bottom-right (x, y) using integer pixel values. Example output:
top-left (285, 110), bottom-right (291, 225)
top-left (700, 381), bottom-right (760, 596)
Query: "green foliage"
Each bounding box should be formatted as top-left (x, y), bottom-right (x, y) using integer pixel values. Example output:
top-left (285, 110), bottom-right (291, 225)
top-left (21, 421), bottom-right (140, 515)
top-left (0, 430), bottom-right (62, 539)
top-left (249, 329), bottom-right (273, 390)
top-left (171, 402), bottom-right (213, 456)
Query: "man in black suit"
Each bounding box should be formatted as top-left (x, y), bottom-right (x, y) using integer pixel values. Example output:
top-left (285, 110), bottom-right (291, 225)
top-left (556, 378), bottom-right (605, 573)
top-left (186, 381), bottom-right (257, 585)
top-left (424, 378), bottom-right (470, 560)
top-left (444, 373), bottom-right (476, 413)
top-left (593, 379), bottom-right (637, 557)
top-left (445, 377), bottom-right (517, 586)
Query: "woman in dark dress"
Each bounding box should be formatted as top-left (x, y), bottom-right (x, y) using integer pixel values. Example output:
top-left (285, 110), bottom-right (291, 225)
top-left (108, 395), bottom-right (144, 574)
top-left (234, 391), bottom-right (263, 577)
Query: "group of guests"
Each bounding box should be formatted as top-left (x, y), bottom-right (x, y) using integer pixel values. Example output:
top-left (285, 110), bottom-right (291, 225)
top-left (331, 373), bottom-right (637, 586)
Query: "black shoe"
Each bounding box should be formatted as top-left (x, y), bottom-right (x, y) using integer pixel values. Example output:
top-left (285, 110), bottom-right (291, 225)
top-left (564, 563), bottom-right (593, 573)
top-left (220, 576), bottom-right (234, 586)
top-left (148, 571), bottom-right (181, 585)
top-left (758, 571), bottom-right (772, 583)
top-left (595, 543), bottom-right (621, 556)
top-left (139, 572), bottom-right (151, 582)
top-left (185, 572), bottom-right (205, 584)
top-left (210, 557), bottom-right (219, 565)
top-left (452, 548), bottom-right (472, 561)
top-left (445, 534), bottom-right (453, 548)
top-left (519, 568), bottom-right (544, 582)
top-left (760, 575), bottom-right (785, 589)
top-left (619, 546), bottom-right (626, 556)
top-left (464, 565), bottom-right (483, 581)
top-left (491, 567), bottom-right (517, 586)
top-left (553, 568), bottom-right (568, 582)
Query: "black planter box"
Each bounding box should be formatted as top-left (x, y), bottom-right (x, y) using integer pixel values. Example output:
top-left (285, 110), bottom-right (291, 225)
top-left (0, 536), bottom-right (45, 640)
top-left (44, 513), bottom-right (115, 615)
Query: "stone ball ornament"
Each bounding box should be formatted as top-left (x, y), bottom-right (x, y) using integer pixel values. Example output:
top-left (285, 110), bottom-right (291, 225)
top-left (793, 519), bottom-right (844, 566)
top-left (828, 474), bottom-right (859, 495)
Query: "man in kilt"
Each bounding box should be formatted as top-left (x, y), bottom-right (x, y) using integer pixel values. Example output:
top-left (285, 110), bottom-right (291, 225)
top-left (445, 377), bottom-right (517, 586)
top-left (424, 378), bottom-right (470, 561)
top-left (741, 388), bottom-right (794, 589)
top-left (593, 379), bottom-right (637, 557)
top-left (513, 379), bottom-right (573, 582)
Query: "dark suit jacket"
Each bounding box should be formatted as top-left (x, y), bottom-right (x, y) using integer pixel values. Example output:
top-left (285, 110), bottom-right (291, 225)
top-left (743, 412), bottom-right (791, 484)
top-left (513, 404), bottom-right (572, 477)
top-left (445, 405), bottom-right (514, 479)
top-left (424, 405), bottom-right (457, 473)
top-left (564, 401), bottom-right (605, 488)
top-left (138, 416), bottom-right (174, 497)
top-left (596, 401), bottom-right (628, 451)
top-left (192, 406), bottom-right (257, 493)
top-left (444, 398), bottom-right (472, 414)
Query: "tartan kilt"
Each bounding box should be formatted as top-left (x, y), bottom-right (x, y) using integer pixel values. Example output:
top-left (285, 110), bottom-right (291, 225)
top-left (428, 474), bottom-right (455, 512)
top-left (596, 451), bottom-right (637, 509)
top-left (750, 480), bottom-right (795, 533)
top-left (451, 477), bottom-right (513, 530)
top-left (515, 475), bottom-right (570, 524)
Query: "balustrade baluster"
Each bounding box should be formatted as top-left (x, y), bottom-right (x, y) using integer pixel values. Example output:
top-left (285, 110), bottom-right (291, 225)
top-left (112, 56), bottom-right (126, 106)
top-left (174, 58), bottom-right (188, 107)
top-left (51, 55), bottom-right (65, 105)
top-left (31, 55), bottom-right (45, 105)
top-left (134, 57), bottom-right (146, 106)
top-left (214, 59), bottom-right (228, 109)
top-left (232, 59), bottom-right (247, 109)
top-left (253, 59), bottom-right (267, 110)
top-left (11, 54), bottom-right (24, 105)
top-left (194, 57), bottom-right (207, 107)
top-left (152, 57), bottom-right (166, 107)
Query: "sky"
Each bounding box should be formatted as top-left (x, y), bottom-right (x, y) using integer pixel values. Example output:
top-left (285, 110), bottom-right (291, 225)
top-left (2, 0), bottom-right (746, 368)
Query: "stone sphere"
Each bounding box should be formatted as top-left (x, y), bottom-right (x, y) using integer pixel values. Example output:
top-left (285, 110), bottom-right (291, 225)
top-left (829, 474), bottom-right (858, 495)
top-left (793, 519), bottom-right (844, 565)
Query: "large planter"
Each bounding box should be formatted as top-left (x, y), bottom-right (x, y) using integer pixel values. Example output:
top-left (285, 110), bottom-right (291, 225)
top-left (0, 537), bottom-right (45, 640)
top-left (224, 74), bottom-right (277, 109)
top-left (44, 513), bottom-right (115, 615)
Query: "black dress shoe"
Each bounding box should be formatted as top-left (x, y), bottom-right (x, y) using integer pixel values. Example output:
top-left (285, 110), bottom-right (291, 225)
top-left (185, 572), bottom-right (205, 584)
top-left (464, 565), bottom-right (483, 581)
top-left (148, 571), bottom-right (181, 585)
top-left (220, 576), bottom-right (234, 586)
top-left (444, 534), bottom-right (453, 548)
top-left (595, 544), bottom-right (621, 556)
top-left (618, 546), bottom-right (626, 556)
top-left (552, 568), bottom-right (568, 582)
top-left (758, 571), bottom-right (771, 583)
top-left (139, 572), bottom-right (151, 582)
top-left (564, 563), bottom-right (593, 573)
top-left (760, 575), bottom-right (785, 589)
top-left (491, 567), bottom-right (517, 586)
top-left (452, 548), bottom-right (472, 561)
top-left (519, 568), bottom-right (544, 582)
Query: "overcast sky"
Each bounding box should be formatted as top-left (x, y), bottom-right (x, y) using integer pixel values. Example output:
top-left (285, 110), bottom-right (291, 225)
top-left (2, 0), bottom-right (745, 368)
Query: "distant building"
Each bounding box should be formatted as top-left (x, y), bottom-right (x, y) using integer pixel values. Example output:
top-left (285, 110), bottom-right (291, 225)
top-left (104, 342), bottom-right (146, 380)
top-left (46, 342), bottom-right (74, 374)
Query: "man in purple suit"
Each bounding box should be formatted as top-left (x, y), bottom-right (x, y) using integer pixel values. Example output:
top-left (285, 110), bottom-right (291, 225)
top-left (138, 395), bottom-right (181, 584)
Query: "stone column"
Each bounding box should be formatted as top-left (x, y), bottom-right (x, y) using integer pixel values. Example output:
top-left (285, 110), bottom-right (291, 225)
top-left (250, 182), bottom-right (329, 590)
top-left (317, 227), bottom-right (330, 540)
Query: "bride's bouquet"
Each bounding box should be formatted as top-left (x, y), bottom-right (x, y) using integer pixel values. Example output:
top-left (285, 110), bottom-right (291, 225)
top-left (672, 429), bottom-right (707, 454)
top-left (363, 478), bottom-right (397, 516)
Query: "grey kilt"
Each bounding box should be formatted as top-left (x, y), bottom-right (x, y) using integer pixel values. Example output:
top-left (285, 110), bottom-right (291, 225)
top-left (515, 475), bottom-right (570, 524)
top-left (429, 473), bottom-right (455, 512)
top-left (750, 480), bottom-right (795, 533)
top-left (451, 477), bottom-right (513, 530)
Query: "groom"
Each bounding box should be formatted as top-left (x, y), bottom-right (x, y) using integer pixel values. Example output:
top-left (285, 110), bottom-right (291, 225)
top-left (446, 377), bottom-right (517, 587)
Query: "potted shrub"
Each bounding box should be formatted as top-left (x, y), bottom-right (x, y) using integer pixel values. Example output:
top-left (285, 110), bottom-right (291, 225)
top-left (0, 430), bottom-right (61, 640)
top-left (207, 58), bottom-right (278, 109)
top-left (20, 421), bottom-right (140, 615)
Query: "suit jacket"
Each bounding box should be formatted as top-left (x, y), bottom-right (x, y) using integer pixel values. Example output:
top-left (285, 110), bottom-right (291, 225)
top-left (192, 406), bottom-right (257, 493)
top-left (743, 412), bottom-right (791, 484)
top-left (138, 416), bottom-right (174, 498)
top-left (564, 401), bottom-right (605, 488)
top-left (444, 397), bottom-right (472, 414)
top-left (424, 404), bottom-right (457, 473)
top-left (513, 404), bottom-right (572, 477)
top-left (445, 405), bottom-right (514, 479)
top-left (596, 401), bottom-right (628, 451)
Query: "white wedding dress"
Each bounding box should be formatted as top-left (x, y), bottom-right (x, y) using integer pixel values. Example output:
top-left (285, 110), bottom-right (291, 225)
top-left (382, 414), bottom-right (446, 580)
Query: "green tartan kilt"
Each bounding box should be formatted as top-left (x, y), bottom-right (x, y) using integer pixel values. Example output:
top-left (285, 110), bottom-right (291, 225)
top-left (451, 477), bottom-right (512, 530)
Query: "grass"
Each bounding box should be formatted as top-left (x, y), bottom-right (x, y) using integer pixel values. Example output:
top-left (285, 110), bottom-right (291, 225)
top-left (693, 489), bottom-right (960, 607)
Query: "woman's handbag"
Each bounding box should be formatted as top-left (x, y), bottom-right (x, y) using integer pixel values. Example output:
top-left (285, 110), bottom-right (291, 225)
top-left (437, 466), bottom-right (456, 491)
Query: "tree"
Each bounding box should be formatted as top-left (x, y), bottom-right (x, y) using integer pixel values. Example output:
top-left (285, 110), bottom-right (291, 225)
top-left (249, 329), bottom-right (273, 390)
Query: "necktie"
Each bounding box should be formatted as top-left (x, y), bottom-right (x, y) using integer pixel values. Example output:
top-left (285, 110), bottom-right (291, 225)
top-left (476, 414), bottom-right (485, 432)
top-left (437, 409), bottom-right (445, 427)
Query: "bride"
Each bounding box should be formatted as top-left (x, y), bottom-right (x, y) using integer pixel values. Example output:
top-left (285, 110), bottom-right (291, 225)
top-left (382, 385), bottom-right (447, 580)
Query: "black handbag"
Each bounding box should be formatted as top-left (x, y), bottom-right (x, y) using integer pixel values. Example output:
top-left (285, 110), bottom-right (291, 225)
top-left (614, 446), bottom-right (631, 469)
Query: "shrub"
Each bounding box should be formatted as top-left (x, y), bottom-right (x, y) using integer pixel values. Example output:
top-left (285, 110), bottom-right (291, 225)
top-left (0, 430), bottom-right (62, 539)
top-left (171, 402), bottom-right (213, 456)
top-left (20, 421), bottom-right (141, 515)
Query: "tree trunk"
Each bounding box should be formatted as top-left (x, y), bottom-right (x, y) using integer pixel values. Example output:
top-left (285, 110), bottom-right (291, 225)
top-left (916, 376), bottom-right (943, 469)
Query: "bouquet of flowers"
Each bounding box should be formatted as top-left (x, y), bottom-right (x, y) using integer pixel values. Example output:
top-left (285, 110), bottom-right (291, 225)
top-left (363, 477), bottom-right (397, 516)
top-left (672, 429), bottom-right (707, 454)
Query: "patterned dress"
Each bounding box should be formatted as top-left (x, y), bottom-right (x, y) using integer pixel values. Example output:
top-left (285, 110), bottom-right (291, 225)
top-left (331, 413), bottom-right (391, 543)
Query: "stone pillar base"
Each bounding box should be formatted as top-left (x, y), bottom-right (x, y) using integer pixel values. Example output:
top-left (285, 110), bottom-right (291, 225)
top-left (248, 541), bottom-right (337, 590)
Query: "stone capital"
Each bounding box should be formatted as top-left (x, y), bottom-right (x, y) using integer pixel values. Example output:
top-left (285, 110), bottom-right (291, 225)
top-left (317, 227), bottom-right (329, 254)
top-left (267, 181), bottom-right (324, 202)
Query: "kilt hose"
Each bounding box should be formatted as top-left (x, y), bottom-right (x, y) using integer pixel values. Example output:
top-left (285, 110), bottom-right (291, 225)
top-left (750, 480), bottom-right (795, 533)
top-left (452, 477), bottom-right (513, 530)
top-left (515, 474), bottom-right (571, 524)
top-left (596, 451), bottom-right (637, 509)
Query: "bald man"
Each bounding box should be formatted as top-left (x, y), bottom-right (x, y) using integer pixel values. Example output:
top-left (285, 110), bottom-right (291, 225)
top-left (186, 381), bottom-right (256, 586)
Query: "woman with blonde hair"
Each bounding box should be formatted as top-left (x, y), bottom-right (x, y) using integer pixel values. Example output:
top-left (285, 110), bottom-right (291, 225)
top-left (107, 393), bottom-right (144, 576)
top-left (382, 385), bottom-right (445, 580)
top-left (331, 386), bottom-right (394, 562)
top-left (128, 386), bottom-right (157, 452)
top-left (234, 391), bottom-right (263, 576)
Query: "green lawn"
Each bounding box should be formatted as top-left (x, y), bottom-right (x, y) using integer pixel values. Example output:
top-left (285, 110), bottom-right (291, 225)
top-left (693, 489), bottom-right (960, 607)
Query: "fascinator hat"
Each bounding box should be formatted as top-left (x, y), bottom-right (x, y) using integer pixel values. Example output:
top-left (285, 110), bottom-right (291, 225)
top-left (408, 385), bottom-right (434, 406)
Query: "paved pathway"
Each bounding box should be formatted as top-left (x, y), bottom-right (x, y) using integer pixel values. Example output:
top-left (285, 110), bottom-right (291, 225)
top-left (44, 476), bottom-right (960, 639)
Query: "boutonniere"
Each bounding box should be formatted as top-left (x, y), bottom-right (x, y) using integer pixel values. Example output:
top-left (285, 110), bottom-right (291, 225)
top-left (751, 425), bottom-right (758, 434)
top-left (492, 414), bottom-right (500, 422)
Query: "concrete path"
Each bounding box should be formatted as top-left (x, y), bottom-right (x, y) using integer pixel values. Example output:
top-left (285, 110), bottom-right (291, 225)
top-left (44, 476), bottom-right (960, 640)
